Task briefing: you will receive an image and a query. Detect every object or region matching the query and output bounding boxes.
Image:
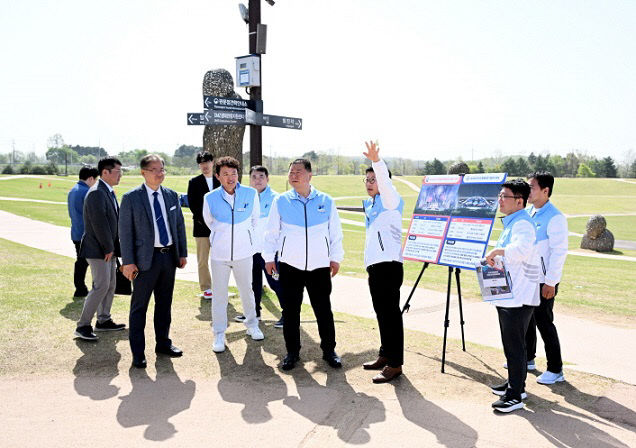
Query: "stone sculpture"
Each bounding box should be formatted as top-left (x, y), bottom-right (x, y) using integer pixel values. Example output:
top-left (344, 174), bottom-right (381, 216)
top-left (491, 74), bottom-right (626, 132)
top-left (202, 69), bottom-right (245, 180)
top-left (580, 215), bottom-right (614, 252)
top-left (448, 162), bottom-right (470, 175)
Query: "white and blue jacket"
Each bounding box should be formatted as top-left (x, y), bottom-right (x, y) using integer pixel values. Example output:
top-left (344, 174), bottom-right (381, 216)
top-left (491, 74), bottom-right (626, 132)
top-left (253, 185), bottom-right (278, 253)
top-left (264, 186), bottom-right (344, 271)
top-left (528, 201), bottom-right (568, 287)
top-left (364, 159), bottom-right (404, 268)
top-left (202, 183), bottom-right (260, 261)
top-left (494, 208), bottom-right (541, 308)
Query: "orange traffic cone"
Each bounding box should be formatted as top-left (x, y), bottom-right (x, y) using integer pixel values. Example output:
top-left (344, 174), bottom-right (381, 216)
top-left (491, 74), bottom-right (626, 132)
top-left (48, 182), bottom-right (51, 187)
top-left (39, 183), bottom-right (42, 189)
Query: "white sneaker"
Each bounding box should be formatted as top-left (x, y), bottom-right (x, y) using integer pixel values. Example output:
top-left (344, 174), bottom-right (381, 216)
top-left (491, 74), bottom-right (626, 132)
top-left (503, 360), bottom-right (536, 371)
top-left (212, 333), bottom-right (226, 353)
top-left (537, 370), bottom-right (565, 385)
top-left (202, 289), bottom-right (213, 300)
top-left (246, 326), bottom-right (264, 341)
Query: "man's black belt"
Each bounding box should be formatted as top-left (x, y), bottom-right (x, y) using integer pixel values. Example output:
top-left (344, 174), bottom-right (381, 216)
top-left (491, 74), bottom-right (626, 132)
top-left (154, 245), bottom-right (174, 253)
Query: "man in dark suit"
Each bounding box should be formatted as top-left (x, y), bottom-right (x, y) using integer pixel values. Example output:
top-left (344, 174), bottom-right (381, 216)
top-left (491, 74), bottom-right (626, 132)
top-left (187, 151), bottom-right (219, 300)
top-left (120, 154), bottom-right (188, 368)
top-left (74, 157), bottom-right (126, 341)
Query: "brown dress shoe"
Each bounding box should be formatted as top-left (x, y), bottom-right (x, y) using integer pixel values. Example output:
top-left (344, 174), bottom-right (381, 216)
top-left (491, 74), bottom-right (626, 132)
top-left (363, 356), bottom-right (388, 370)
top-left (372, 366), bottom-right (402, 383)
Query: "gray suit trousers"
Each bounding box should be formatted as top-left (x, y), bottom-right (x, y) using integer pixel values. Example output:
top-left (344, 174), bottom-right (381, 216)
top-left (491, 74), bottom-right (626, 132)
top-left (77, 258), bottom-right (116, 327)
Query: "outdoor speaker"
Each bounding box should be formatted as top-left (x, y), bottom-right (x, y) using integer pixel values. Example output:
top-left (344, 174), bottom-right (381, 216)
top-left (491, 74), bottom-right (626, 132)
top-left (256, 24), bottom-right (267, 54)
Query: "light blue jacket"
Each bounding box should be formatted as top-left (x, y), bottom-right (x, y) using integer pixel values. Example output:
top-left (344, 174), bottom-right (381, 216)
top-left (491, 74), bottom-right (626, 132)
top-left (203, 183), bottom-right (260, 261)
top-left (264, 186), bottom-right (344, 271)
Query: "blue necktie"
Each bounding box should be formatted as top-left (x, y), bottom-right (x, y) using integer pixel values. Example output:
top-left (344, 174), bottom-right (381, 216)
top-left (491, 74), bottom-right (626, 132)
top-left (153, 191), bottom-right (169, 246)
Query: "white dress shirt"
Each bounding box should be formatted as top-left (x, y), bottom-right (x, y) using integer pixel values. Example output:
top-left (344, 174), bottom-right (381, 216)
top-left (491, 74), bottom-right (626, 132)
top-left (144, 184), bottom-right (173, 247)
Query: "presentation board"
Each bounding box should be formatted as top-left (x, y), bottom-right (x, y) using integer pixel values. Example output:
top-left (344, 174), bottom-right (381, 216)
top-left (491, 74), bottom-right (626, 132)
top-left (402, 173), bottom-right (507, 270)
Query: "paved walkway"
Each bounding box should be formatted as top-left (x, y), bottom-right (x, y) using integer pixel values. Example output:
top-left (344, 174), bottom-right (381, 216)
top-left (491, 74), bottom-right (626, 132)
top-left (1, 209), bottom-right (634, 385)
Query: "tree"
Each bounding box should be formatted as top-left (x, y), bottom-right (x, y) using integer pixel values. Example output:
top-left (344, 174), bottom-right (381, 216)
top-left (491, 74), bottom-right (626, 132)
top-left (19, 160), bottom-right (33, 174)
top-left (477, 161), bottom-right (485, 173)
top-left (629, 160), bottom-right (636, 178)
top-left (2, 164), bottom-right (14, 174)
top-left (516, 157), bottom-right (531, 177)
top-left (528, 152), bottom-right (537, 168)
top-left (45, 146), bottom-right (76, 165)
top-left (47, 133), bottom-right (65, 149)
top-left (117, 149), bottom-right (149, 166)
top-left (501, 158), bottom-right (518, 176)
top-left (601, 156), bottom-right (617, 178)
top-left (577, 163), bottom-right (595, 177)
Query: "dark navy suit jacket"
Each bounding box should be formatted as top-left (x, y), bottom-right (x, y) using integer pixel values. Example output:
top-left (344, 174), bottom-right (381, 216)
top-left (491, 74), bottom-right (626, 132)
top-left (119, 184), bottom-right (187, 271)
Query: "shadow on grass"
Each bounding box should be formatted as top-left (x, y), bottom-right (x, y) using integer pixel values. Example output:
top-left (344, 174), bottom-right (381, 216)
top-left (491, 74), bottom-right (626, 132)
top-left (59, 295), bottom-right (86, 322)
top-left (73, 330), bottom-right (128, 400)
top-left (117, 358), bottom-right (196, 442)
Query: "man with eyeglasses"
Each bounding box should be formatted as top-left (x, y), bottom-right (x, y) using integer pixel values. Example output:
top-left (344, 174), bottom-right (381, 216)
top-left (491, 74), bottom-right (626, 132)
top-left (360, 141), bottom-right (405, 383)
top-left (74, 157), bottom-right (126, 341)
top-left (485, 179), bottom-right (541, 413)
top-left (120, 154), bottom-right (188, 368)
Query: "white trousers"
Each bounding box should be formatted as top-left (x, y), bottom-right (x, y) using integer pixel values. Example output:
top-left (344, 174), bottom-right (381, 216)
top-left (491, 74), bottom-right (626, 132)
top-left (210, 256), bottom-right (258, 335)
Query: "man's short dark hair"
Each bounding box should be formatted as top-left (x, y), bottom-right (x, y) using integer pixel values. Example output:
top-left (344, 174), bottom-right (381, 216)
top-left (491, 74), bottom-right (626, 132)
top-left (196, 151), bottom-right (214, 164)
top-left (140, 154), bottom-right (164, 169)
top-left (250, 165), bottom-right (269, 176)
top-left (215, 156), bottom-right (240, 175)
top-left (289, 159), bottom-right (311, 172)
top-left (365, 166), bottom-right (392, 179)
top-left (97, 157), bottom-right (122, 176)
top-left (502, 178), bottom-right (531, 207)
top-left (79, 166), bottom-right (99, 181)
top-left (528, 171), bottom-right (555, 197)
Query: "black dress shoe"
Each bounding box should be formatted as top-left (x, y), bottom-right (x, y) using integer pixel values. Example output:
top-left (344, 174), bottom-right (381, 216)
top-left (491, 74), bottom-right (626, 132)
top-left (282, 353), bottom-right (300, 371)
top-left (155, 345), bottom-right (183, 357)
top-left (132, 357), bottom-right (147, 369)
top-left (322, 351), bottom-right (342, 368)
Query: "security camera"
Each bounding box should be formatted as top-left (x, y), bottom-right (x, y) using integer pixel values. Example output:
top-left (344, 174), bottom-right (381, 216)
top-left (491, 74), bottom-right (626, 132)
top-left (238, 3), bottom-right (249, 24)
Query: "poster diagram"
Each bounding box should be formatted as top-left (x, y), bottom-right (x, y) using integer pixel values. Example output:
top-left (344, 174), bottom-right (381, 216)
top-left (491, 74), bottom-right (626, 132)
top-left (403, 173), bottom-right (507, 270)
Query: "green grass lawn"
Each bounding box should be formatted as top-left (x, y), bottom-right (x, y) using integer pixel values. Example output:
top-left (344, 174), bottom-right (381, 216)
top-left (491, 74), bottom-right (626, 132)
top-left (1, 175), bottom-right (635, 321)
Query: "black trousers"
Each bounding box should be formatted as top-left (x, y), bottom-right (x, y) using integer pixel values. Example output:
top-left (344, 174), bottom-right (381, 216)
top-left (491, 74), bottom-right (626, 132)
top-left (129, 249), bottom-right (176, 358)
top-left (367, 261), bottom-right (404, 367)
top-left (526, 283), bottom-right (563, 373)
top-left (252, 253), bottom-right (283, 316)
top-left (73, 241), bottom-right (89, 295)
top-left (497, 305), bottom-right (536, 399)
top-left (279, 262), bottom-right (336, 355)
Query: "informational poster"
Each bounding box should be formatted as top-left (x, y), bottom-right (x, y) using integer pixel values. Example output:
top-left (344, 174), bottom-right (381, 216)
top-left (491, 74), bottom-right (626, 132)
top-left (402, 173), bottom-right (507, 270)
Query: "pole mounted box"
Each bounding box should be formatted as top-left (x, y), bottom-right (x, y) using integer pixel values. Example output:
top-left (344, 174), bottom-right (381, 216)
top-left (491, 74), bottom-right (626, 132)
top-left (235, 54), bottom-right (261, 87)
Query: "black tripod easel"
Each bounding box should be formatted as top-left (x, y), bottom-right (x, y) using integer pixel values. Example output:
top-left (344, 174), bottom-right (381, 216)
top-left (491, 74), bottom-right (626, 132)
top-left (401, 264), bottom-right (466, 373)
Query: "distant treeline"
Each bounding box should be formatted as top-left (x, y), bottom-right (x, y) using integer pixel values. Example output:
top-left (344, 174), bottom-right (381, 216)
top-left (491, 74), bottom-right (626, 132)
top-left (1, 135), bottom-right (635, 178)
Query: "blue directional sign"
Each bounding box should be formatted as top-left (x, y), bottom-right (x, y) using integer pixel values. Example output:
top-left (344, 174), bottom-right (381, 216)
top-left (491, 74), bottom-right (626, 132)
top-left (187, 110), bottom-right (246, 126)
top-left (245, 110), bottom-right (302, 130)
top-left (203, 96), bottom-right (257, 111)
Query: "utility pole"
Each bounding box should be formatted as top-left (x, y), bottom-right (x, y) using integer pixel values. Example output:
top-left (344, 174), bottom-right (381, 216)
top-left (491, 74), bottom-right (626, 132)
top-left (248, 0), bottom-right (263, 167)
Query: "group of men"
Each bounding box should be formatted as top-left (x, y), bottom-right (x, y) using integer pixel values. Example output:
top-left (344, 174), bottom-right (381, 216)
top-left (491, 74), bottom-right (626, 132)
top-left (68, 142), bottom-right (405, 383)
top-left (67, 144), bottom-right (568, 400)
top-left (485, 172), bottom-right (568, 412)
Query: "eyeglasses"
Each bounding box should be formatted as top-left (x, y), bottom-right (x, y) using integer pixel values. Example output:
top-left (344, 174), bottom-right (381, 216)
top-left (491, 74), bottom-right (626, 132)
top-left (498, 193), bottom-right (521, 200)
top-left (143, 168), bottom-right (166, 174)
top-left (363, 178), bottom-right (376, 184)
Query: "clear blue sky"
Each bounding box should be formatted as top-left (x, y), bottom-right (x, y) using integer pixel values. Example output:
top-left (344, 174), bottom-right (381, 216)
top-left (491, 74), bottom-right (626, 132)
top-left (1, 0), bottom-right (635, 163)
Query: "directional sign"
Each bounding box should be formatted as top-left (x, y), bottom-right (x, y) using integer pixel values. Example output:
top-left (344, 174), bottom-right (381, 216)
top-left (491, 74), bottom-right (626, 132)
top-left (203, 96), bottom-right (260, 111)
top-left (187, 110), bottom-right (246, 126)
top-left (245, 109), bottom-right (302, 130)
